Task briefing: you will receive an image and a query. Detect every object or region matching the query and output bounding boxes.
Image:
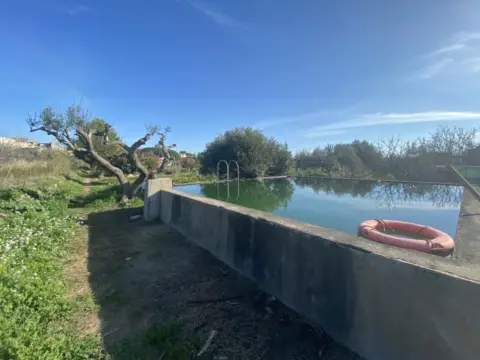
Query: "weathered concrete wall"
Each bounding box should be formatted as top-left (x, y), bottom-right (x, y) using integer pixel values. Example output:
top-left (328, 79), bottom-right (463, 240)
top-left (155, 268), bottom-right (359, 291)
top-left (143, 178), bottom-right (172, 221)
top-left (158, 189), bottom-right (480, 360)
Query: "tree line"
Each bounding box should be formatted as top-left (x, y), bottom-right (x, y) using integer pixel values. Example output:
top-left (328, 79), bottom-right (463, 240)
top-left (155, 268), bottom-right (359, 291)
top-left (28, 104), bottom-right (478, 202)
top-left (293, 126), bottom-right (478, 182)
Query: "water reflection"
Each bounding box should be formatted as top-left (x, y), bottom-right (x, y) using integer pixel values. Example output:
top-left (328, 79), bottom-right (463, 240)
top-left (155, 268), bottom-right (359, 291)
top-left (200, 179), bottom-right (295, 213)
top-left (293, 178), bottom-right (463, 209)
top-left (179, 178), bottom-right (462, 237)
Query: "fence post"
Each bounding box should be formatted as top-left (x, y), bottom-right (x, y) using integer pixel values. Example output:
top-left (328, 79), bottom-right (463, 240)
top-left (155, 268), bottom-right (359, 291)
top-left (143, 178), bottom-right (173, 221)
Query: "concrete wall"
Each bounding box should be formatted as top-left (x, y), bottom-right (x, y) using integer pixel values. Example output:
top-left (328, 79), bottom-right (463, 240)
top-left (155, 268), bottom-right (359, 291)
top-left (157, 189), bottom-right (480, 360)
top-left (143, 178), bottom-right (173, 221)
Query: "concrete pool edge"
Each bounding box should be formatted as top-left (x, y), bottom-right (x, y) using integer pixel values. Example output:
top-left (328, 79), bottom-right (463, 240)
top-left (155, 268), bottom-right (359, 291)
top-left (162, 188), bottom-right (480, 283)
top-left (146, 182), bottom-right (480, 360)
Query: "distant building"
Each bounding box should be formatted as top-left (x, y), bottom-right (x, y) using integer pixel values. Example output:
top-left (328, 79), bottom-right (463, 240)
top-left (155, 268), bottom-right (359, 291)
top-left (0, 137), bottom-right (62, 150)
top-left (0, 136), bottom-right (37, 148)
top-left (179, 151), bottom-right (193, 159)
top-left (39, 142), bottom-right (61, 150)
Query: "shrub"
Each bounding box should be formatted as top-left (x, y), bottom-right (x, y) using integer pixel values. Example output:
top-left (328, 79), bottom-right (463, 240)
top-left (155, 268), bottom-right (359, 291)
top-left (200, 127), bottom-right (292, 178)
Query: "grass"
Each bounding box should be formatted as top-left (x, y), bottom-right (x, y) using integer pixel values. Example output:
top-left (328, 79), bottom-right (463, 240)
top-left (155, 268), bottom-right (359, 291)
top-left (0, 152), bottom-right (75, 187)
top-left (64, 172), bottom-right (216, 210)
top-left (0, 178), bottom-right (203, 359)
top-left (166, 172), bottom-right (217, 184)
top-left (0, 184), bottom-right (102, 359)
top-left (90, 172), bottom-right (217, 185)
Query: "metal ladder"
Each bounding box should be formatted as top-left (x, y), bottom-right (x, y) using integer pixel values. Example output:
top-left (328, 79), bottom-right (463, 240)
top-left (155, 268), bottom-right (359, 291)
top-left (216, 160), bottom-right (240, 182)
top-left (216, 160), bottom-right (240, 201)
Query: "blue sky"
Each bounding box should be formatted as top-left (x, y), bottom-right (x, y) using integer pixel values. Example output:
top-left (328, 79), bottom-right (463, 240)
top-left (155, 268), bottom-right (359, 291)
top-left (1, 0), bottom-right (480, 153)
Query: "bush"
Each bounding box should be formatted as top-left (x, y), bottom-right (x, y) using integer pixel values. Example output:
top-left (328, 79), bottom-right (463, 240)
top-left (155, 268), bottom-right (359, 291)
top-left (200, 127), bottom-right (292, 178)
top-left (180, 157), bottom-right (199, 171)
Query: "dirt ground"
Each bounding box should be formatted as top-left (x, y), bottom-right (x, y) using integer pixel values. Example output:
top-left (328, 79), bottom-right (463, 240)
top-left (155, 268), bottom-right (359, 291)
top-left (71, 206), bottom-right (362, 360)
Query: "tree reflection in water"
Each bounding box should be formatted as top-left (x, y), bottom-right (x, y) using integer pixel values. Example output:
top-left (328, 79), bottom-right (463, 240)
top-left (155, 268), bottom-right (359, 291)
top-left (199, 178), bottom-right (462, 214)
top-left (200, 179), bottom-right (295, 213)
top-left (293, 178), bottom-right (463, 210)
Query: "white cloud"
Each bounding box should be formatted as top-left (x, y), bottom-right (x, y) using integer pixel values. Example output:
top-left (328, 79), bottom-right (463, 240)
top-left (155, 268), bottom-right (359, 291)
top-left (453, 31), bottom-right (480, 44)
top-left (303, 130), bottom-right (346, 138)
top-left (254, 110), bottom-right (333, 130)
top-left (303, 111), bottom-right (480, 138)
top-left (426, 44), bottom-right (466, 58)
top-left (418, 58), bottom-right (453, 79)
top-left (416, 31), bottom-right (480, 80)
top-left (186, 1), bottom-right (245, 28)
top-left (253, 104), bottom-right (363, 130)
top-left (60, 4), bottom-right (90, 15)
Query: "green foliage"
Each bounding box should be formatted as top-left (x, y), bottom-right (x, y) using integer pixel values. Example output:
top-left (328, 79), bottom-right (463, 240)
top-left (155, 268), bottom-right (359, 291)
top-left (71, 184), bottom-right (121, 208)
top-left (0, 186), bottom-right (102, 359)
top-left (294, 126), bottom-right (478, 181)
top-left (180, 157), bottom-right (199, 171)
top-left (109, 153), bottom-right (135, 174)
top-left (168, 172), bottom-right (217, 184)
top-left (200, 127), bottom-right (292, 178)
top-left (295, 145), bottom-right (340, 176)
top-left (76, 118), bottom-right (123, 158)
top-left (141, 156), bottom-right (159, 172)
top-left (141, 147), bottom-right (180, 160)
top-left (168, 148), bottom-right (180, 160)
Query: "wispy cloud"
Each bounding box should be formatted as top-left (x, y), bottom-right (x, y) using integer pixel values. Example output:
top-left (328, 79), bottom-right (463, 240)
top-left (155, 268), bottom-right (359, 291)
top-left (415, 31), bottom-right (480, 80)
top-left (254, 110), bottom-right (333, 130)
top-left (59, 4), bottom-right (90, 15)
top-left (453, 31), bottom-right (480, 44)
top-left (302, 130), bottom-right (346, 138)
top-left (186, 1), bottom-right (245, 29)
top-left (253, 105), bottom-right (363, 130)
top-left (426, 44), bottom-right (466, 58)
top-left (303, 111), bottom-right (480, 138)
top-left (418, 58), bottom-right (453, 79)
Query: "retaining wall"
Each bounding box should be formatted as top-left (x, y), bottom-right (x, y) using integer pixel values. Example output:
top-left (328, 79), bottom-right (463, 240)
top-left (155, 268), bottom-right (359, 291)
top-left (155, 187), bottom-right (480, 360)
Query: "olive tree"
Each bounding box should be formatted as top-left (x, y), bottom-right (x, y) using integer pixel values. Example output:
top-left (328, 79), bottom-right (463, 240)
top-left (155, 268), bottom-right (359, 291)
top-left (27, 105), bottom-right (176, 202)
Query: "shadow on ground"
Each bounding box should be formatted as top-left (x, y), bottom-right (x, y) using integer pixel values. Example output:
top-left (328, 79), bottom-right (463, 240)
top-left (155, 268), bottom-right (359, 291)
top-left (88, 208), bottom-right (363, 360)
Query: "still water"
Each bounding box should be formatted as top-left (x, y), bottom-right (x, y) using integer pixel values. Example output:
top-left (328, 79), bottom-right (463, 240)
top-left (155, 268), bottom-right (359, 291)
top-left (177, 178), bottom-right (463, 238)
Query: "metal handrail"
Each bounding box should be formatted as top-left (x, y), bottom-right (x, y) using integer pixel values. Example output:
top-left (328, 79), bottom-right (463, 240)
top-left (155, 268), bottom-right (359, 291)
top-left (216, 160), bottom-right (229, 182)
top-left (228, 160), bottom-right (240, 182)
top-left (450, 165), bottom-right (480, 202)
top-left (216, 160), bottom-right (240, 201)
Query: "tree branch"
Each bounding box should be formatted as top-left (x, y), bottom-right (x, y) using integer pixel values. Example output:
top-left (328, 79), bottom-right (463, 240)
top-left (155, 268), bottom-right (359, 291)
top-left (30, 126), bottom-right (76, 151)
top-left (76, 126), bottom-right (127, 183)
top-left (156, 129), bottom-right (176, 173)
